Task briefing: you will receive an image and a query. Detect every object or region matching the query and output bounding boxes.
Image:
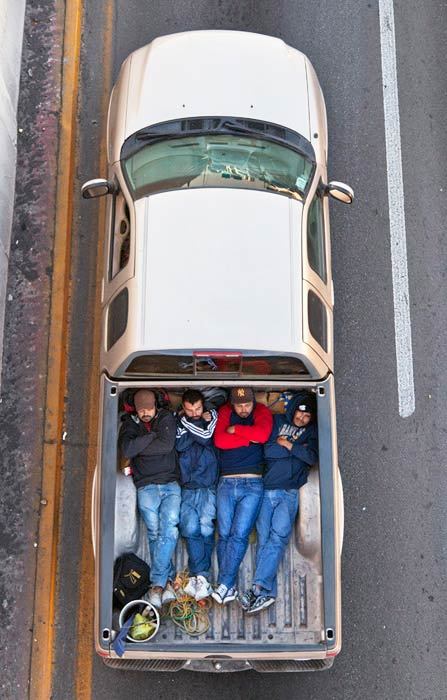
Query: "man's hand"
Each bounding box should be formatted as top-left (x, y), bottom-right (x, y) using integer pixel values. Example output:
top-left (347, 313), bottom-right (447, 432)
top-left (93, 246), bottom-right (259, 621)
top-left (202, 411), bottom-right (212, 422)
top-left (277, 436), bottom-right (292, 451)
top-left (226, 425), bottom-right (236, 434)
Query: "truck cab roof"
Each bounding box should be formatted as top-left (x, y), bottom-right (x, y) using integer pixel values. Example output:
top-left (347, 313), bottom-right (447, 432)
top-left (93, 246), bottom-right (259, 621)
top-left (102, 187), bottom-right (333, 379)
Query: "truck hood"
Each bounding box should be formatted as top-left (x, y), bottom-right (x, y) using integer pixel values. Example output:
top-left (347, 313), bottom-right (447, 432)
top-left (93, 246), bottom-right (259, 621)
top-left (108, 31), bottom-right (312, 163)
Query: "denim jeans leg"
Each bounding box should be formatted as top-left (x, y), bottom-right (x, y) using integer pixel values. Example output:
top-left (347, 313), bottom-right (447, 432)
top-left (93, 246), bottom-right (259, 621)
top-left (202, 533), bottom-right (215, 581)
top-left (254, 489), bottom-right (299, 597)
top-left (180, 488), bottom-right (201, 573)
top-left (216, 479), bottom-right (237, 580)
top-left (219, 479), bottom-right (264, 590)
top-left (151, 482), bottom-right (181, 587)
top-left (254, 491), bottom-right (275, 592)
top-left (137, 484), bottom-right (161, 577)
top-left (198, 487), bottom-right (216, 579)
top-left (180, 488), bottom-right (210, 578)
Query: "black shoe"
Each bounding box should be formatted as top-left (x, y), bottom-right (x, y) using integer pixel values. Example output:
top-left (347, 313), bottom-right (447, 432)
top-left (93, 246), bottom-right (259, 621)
top-left (246, 595), bottom-right (275, 615)
top-left (237, 588), bottom-right (257, 611)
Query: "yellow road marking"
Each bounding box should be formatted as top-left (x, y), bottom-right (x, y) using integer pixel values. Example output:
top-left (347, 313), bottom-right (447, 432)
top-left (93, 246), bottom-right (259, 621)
top-left (29, 1), bottom-right (84, 699)
top-left (75, 3), bottom-right (115, 697)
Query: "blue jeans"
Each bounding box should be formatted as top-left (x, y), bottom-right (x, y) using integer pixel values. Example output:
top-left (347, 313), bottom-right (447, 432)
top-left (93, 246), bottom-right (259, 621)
top-left (216, 477), bottom-right (264, 590)
top-left (137, 481), bottom-right (181, 588)
top-left (254, 489), bottom-right (299, 597)
top-left (179, 487), bottom-right (216, 579)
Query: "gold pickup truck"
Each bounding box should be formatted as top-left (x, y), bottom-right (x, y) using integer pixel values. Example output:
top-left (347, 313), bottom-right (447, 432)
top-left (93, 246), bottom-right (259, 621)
top-left (83, 30), bottom-right (353, 672)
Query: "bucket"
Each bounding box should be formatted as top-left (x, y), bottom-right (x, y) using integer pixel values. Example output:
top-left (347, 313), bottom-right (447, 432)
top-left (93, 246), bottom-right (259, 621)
top-left (118, 599), bottom-right (160, 642)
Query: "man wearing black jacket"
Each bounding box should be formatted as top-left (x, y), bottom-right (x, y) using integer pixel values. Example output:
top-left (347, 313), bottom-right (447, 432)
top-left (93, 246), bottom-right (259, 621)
top-left (119, 389), bottom-right (180, 609)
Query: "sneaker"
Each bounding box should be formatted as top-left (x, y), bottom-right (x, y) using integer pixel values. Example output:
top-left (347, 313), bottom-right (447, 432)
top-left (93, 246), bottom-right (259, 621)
top-left (148, 587), bottom-right (163, 609)
top-left (211, 584), bottom-right (237, 605)
top-left (194, 575), bottom-right (212, 601)
top-left (237, 588), bottom-right (257, 611)
top-left (183, 576), bottom-right (197, 598)
top-left (162, 582), bottom-right (177, 605)
top-left (247, 595), bottom-right (276, 615)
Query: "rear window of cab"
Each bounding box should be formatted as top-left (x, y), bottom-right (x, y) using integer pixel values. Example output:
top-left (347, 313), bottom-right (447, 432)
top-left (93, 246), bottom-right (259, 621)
top-left (124, 353), bottom-right (310, 377)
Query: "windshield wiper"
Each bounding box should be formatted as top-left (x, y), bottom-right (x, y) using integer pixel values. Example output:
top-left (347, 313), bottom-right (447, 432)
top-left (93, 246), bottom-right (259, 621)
top-left (217, 120), bottom-right (264, 137)
top-left (135, 130), bottom-right (188, 142)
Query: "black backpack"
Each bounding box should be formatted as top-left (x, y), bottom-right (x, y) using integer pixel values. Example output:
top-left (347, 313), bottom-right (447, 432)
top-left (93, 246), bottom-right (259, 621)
top-left (201, 387), bottom-right (228, 410)
top-left (113, 553), bottom-right (150, 607)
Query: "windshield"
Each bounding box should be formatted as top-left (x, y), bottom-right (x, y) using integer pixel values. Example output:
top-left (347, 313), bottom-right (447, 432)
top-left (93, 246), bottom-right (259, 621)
top-left (122, 133), bottom-right (314, 201)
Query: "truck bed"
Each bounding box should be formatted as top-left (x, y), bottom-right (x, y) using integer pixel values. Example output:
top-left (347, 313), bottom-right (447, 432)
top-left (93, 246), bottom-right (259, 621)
top-left (95, 376), bottom-right (340, 667)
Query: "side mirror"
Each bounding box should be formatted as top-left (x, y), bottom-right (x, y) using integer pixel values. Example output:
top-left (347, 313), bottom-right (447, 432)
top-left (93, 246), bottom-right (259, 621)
top-left (81, 178), bottom-right (116, 199)
top-left (325, 181), bottom-right (354, 204)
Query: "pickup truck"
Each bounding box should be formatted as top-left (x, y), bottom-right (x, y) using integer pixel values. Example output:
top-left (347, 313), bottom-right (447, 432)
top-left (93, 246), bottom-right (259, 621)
top-left (83, 30), bottom-right (353, 672)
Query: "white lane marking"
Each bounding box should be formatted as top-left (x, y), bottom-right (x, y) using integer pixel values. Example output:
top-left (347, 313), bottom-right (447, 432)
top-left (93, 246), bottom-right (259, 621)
top-left (379, 0), bottom-right (415, 418)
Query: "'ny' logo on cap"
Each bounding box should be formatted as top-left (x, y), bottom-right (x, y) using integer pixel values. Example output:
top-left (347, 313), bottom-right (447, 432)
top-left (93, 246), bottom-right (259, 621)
top-left (237, 388), bottom-right (245, 397)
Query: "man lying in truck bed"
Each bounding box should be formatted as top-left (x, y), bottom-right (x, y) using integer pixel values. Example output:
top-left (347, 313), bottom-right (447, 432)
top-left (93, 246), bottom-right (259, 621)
top-left (212, 386), bottom-right (272, 605)
top-left (118, 388), bottom-right (180, 610)
top-left (238, 391), bottom-right (318, 614)
top-left (176, 389), bottom-right (219, 603)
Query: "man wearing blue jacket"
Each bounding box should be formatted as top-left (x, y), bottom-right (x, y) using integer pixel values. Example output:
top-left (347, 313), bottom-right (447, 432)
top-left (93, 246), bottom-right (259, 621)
top-left (238, 391), bottom-right (319, 614)
top-left (176, 389), bottom-right (218, 601)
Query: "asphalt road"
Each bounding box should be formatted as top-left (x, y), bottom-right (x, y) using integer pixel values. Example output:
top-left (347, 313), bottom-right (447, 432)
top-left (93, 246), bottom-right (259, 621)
top-left (2, 1), bottom-right (446, 699)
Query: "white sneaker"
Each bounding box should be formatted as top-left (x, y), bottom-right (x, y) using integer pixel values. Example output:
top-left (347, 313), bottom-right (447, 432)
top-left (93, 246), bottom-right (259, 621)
top-left (148, 587), bottom-right (162, 609)
top-left (211, 584), bottom-right (237, 605)
top-left (183, 576), bottom-right (197, 598)
top-left (162, 582), bottom-right (176, 605)
top-left (194, 575), bottom-right (212, 601)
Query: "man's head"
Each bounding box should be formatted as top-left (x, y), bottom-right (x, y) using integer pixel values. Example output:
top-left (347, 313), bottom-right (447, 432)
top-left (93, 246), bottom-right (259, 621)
top-left (292, 397), bottom-right (315, 428)
top-left (230, 387), bottom-right (255, 418)
top-left (182, 389), bottom-right (205, 420)
top-left (134, 389), bottom-right (157, 422)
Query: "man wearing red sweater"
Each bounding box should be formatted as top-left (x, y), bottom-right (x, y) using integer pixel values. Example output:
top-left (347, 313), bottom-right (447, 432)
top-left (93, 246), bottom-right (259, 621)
top-left (211, 387), bottom-right (273, 604)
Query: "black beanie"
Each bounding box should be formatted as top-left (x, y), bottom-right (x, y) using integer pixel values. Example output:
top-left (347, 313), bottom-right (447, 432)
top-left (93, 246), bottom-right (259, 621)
top-left (295, 392), bottom-right (316, 419)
